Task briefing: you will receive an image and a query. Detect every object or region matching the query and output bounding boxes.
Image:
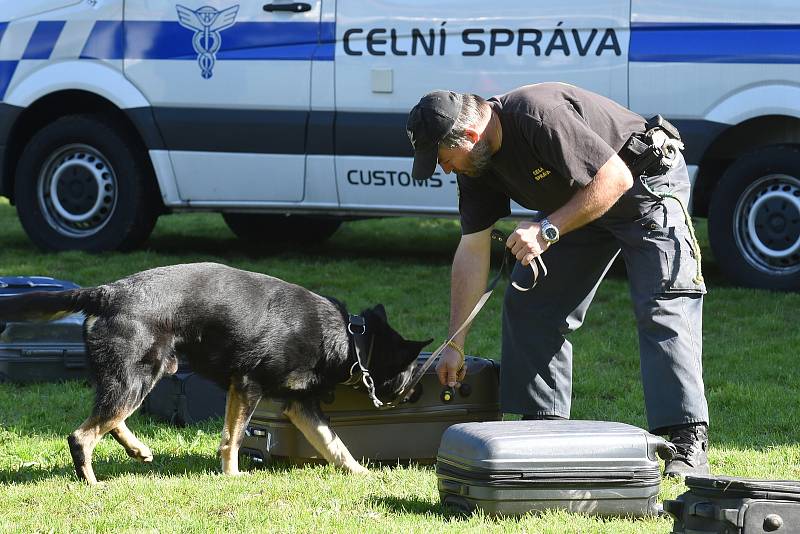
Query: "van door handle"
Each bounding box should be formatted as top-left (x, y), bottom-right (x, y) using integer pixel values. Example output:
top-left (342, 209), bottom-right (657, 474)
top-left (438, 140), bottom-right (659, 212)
top-left (263, 2), bottom-right (311, 13)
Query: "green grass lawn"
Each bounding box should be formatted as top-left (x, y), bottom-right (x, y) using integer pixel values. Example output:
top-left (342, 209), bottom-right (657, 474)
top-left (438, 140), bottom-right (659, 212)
top-left (1, 197), bottom-right (799, 533)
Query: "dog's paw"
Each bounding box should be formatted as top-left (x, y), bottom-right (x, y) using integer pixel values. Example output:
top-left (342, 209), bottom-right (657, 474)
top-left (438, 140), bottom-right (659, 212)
top-left (222, 468), bottom-right (244, 477)
top-left (348, 464), bottom-right (369, 475)
top-left (127, 446), bottom-right (154, 463)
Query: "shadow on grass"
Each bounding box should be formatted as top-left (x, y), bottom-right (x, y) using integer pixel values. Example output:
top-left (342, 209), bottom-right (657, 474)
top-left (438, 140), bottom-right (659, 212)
top-left (139, 215), bottom-right (463, 265)
top-left (0, 452), bottom-right (212, 484)
top-left (142, 219), bottom-right (748, 291)
top-left (369, 495), bottom-right (467, 519)
top-left (142, 232), bottom-right (461, 266)
top-left (0, 451), bottom-right (296, 485)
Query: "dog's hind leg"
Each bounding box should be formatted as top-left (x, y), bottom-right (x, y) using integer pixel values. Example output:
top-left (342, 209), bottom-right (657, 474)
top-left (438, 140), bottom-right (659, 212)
top-left (109, 421), bottom-right (153, 463)
top-left (102, 329), bottom-right (176, 467)
top-left (218, 380), bottom-right (262, 476)
top-left (69, 393), bottom-right (156, 484)
top-left (68, 414), bottom-right (127, 485)
top-left (70, 316), bottom-right (176, 484)
top-left (283, 399), bottom-right (368, 474)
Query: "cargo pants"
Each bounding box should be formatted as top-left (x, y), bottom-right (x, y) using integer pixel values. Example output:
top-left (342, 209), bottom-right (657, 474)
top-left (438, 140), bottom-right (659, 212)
top-left (500, 154), bottom-right (709, 432)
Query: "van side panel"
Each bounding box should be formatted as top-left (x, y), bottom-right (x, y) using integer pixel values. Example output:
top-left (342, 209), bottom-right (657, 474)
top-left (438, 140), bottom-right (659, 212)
top-left (334, 0), bottom-right (630, 216)
top-left (629, 1), bottom-right (800, 167)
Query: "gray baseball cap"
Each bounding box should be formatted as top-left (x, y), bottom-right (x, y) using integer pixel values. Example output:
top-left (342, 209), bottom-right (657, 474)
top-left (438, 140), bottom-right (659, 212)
top-left (406, 91), bottom-right (463, 179)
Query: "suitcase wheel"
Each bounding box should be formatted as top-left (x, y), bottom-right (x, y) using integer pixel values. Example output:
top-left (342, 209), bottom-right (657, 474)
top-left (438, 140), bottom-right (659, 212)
top-left (239, 448), bottom-right (270, 469)
top-left (170, 412), bottom-right (187, 427)
top-left (440, 493), bottom-right (475, 515)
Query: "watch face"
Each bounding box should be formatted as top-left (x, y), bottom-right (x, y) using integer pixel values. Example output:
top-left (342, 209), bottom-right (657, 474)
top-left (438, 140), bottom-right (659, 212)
top-left (544, 227), bottom-right (558, 241)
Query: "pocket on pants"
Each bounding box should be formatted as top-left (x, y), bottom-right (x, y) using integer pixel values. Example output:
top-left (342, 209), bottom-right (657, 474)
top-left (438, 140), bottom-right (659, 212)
top-left (638, 217), bottom-right (706, 295)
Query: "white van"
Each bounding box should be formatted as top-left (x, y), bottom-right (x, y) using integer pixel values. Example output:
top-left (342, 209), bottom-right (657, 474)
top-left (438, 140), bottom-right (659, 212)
top-left (1, 1), bottom-right (798, 290)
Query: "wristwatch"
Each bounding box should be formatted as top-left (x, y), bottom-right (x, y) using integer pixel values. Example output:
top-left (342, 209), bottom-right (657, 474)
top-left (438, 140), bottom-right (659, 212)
top-left (540, 217), bottom-right (560, 245)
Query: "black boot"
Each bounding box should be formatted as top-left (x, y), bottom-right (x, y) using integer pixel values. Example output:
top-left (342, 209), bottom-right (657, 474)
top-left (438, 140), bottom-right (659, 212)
top-left (663, 423), bottom-right (710, 478)
top-left (521, 414), bottom-right (566, 421)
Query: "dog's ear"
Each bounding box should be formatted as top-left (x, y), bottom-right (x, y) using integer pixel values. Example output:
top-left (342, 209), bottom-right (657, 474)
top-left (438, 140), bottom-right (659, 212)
top-left (372, 303), bottom-right (388, 322)
top-left (402, 338), bottom-right (434, 364)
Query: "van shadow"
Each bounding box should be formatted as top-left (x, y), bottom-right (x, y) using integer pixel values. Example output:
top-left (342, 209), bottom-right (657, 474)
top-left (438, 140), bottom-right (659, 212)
top-left (142, 232), bottom-right (461, 266)
top-left (142, 216), bottom-right (463, 265)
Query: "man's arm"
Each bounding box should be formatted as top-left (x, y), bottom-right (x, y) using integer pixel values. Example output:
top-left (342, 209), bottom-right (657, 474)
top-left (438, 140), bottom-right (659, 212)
top-left (507, 154), bottom-right (633, 264)
top-left (548, 153), bottom-right (633, 234)
top-left (436, 226), bottom-right (492, 387)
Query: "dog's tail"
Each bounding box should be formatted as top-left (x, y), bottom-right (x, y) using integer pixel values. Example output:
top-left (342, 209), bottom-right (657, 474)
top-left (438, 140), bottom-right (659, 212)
top-left (0, 287), bottom-right (106, 322)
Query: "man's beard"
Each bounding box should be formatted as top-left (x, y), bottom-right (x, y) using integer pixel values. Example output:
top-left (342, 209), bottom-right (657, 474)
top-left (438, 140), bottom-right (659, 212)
top-left (463, 137), bottom-right (493, 177)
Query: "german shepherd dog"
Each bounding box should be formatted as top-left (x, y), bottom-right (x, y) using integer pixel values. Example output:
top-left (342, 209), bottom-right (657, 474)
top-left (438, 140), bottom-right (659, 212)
top-left (0, 263), bottom-right (431, 484)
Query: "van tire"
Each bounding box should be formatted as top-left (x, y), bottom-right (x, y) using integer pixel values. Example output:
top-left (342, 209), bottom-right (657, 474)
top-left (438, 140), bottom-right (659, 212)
top-left (14, 114), bottom-right (160, 252)
top-left (222, 213), bottom-right (342, 245)
top-left (707, 144), bottom-right (800, 291)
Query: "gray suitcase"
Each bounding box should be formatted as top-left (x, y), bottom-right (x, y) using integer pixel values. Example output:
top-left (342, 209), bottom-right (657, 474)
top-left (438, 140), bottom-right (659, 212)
top-left (664, 476), bottom-right (800, 533)
top-left (436, 420), bottom-right (675, 517)
top-left (0, 276), bottom-right (87, 383)
top-left (240, 355), bottom-right (500, 466)
top-left (141, 369), bottom-right (227, 426)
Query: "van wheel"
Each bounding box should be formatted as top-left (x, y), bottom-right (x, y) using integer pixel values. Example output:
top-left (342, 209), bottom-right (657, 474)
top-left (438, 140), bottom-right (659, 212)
top-left (222, 213), bottom-right (342, 245)
top-left (708, 145), bottom-right (800, 290)
top-left (14, 115), bottom-right (160, 252)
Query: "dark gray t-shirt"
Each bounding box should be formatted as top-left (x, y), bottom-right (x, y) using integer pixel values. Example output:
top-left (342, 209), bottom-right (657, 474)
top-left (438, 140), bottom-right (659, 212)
top-left (458, 83), bottom-right (646, 234)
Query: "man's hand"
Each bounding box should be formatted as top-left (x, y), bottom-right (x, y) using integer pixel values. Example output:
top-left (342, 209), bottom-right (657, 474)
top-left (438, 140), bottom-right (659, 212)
top-left (436, 346), bottom-right (467, 387)
top-left (506, 221), bottom-right (550, 266)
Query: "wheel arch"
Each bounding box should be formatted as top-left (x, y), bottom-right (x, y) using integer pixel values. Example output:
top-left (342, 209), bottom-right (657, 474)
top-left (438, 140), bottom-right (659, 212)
top-left (2, 62), bottom-right (165, 207)
top-left (691, 84), bottom-right (800, 217)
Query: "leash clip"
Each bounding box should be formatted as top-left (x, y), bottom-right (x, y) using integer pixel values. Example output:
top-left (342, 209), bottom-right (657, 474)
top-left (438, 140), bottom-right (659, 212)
top-left (347, 315), bottom-right (366, 335)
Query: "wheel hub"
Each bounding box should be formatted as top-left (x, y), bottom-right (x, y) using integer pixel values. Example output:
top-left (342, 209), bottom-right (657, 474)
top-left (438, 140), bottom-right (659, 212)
top-left (735, 174), bottom-right (800, 275)
top-left (37, 145), bottom-right (118, 237)
top-left (752, 193), bottom-right (800, 249)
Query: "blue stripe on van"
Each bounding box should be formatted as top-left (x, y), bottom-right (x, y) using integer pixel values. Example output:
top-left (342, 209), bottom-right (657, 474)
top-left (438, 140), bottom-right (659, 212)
top-left (315, 22), bottom-right (336, 60)
top-left (630, 23), bottom-right (800, 63)
top-left (22, 20), bottom-right (66, 60)
top-left (128, 21), bottom-right (331, 61)
top-left (81, 20), bottom-right (335, 61)
top-left (0, 23), bottom-right (14, 99)
top-left (0, 61), bottom-right (18, 100)
top-left (81, 20), bottom-right (124, 59)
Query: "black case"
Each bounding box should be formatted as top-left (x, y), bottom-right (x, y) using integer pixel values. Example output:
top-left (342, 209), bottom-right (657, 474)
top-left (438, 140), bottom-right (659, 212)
top-left (141, 370), bottom-right (226, 426)
top-left (142, 354), bottom-right (500, 459)
top-left (0, 276), bottom-right (87, 383)
top-left (665, 476), bottom-right (800, 533)
top-left (240, 355), bottom-right (500, 466)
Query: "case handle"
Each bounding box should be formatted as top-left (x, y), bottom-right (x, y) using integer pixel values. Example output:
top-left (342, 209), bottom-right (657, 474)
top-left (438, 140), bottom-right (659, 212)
top-left (648, 435), bottom-right (677, 460)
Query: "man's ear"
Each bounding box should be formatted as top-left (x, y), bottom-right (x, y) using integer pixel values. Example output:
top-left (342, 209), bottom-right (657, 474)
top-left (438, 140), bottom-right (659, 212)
top-left (465, 127), bottom-right (481, 144)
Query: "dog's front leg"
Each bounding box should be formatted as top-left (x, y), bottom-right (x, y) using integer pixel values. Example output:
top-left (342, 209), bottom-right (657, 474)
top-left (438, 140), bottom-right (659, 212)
top-left (283, 399), bottom-right (368, 474)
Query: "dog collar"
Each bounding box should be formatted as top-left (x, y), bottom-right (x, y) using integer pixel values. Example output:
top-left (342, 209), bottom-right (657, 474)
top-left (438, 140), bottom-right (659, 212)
top-left (343, 314), bottom-right (382, 407)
